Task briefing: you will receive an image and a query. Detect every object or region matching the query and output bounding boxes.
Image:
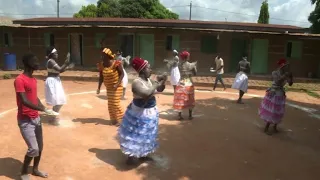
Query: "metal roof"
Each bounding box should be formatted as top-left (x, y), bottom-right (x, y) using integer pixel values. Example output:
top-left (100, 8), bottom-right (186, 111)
top-left (13, 17), bottom-right (308, 33)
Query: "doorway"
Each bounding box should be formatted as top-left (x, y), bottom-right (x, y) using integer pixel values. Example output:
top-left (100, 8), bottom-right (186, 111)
top-left (230, 38), bottom-right (248, 72)
top-left (251, 39), bottom-right (269, 74)
top-left (117, 34), bottom-right (134, 58)
top-left (68, 33), bottom-right (83, 66)
top-left (138, 34), bottom-right (155, 66)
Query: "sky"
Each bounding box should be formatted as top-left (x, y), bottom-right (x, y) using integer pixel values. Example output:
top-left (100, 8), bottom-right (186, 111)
top-left (0, 0), bottom-right (316, 27)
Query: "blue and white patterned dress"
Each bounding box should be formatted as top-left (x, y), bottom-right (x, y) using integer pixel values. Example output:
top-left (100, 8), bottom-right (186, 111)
top-left (118, 78), bottom-right (159, 158)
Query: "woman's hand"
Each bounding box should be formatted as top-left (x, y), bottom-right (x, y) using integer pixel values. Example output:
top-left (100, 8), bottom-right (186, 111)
top-left (64, 53), bottom-right (70, 64)
top-left (114, 83), bottom-right (121, 89)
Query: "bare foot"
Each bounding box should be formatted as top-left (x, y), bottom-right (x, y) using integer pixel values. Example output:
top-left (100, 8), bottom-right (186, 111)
top-left (237, 100), bottom-right (244, 104)
top-left (188, 116), bottom-right (193, 120)
top-left (223, 88), bottom-right (226, 91)
top-left (273, 127), bottom-right (279, 133)
top-left (96, 89), bottom-right (100, 94)
top-left (20, 174), bottom-right (30, 180)
top-left (139, 156), bottom-right (153, 162)
top-left (32, 170), bottom-right (48, 178)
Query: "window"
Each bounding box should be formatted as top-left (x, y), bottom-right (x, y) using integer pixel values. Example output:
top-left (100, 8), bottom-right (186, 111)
top-left (95, 33), bottom-right (106, 48)
top-left (44, 33), bottom-right (55, 47)
top-left (201, 36), bottom-right (218, 54)
top-left (3, 33), bottom-right (13, 47)
top-left (286, 41), bottom-right (302, 59)
top-left (166, 35), bottom-right (173, 50)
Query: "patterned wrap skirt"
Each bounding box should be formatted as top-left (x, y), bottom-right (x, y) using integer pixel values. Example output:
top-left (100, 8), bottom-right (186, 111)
top-left (118, 97), bottom-right (159, 158)
top-left (173, 78), bottom-right (195, 111)
top-left (45, 77), bottom-right (67, 106)
top-left (258, 89), bottom-right (286, 124)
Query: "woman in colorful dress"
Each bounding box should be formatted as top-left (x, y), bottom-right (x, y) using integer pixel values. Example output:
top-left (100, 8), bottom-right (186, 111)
top-left (45, 47), bottom-right (70, 125)
top-left (118, 57), bottom-right (167, 165)
top-left (115, 50), bottom-right (130, 100)
top-left (164, 49), bottom-right (180, 90)
top-left (173, 51), bottom-right (197, 120)
top-left (259, 59), bottom-right (293, 135)
top-left (231, 55), bottom-right (251, 104)
top-left (101, 48), bottom-right (125, 126)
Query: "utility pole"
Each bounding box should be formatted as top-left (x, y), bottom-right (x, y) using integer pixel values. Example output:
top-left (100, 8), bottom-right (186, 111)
top-left (189, 1), bottom-right (192, 20)
top-left (57, 0), bottom-right (60, 18)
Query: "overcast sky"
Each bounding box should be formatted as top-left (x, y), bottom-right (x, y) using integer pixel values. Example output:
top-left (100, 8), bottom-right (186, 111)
top-left (0, 0), bottom-right (315, 27)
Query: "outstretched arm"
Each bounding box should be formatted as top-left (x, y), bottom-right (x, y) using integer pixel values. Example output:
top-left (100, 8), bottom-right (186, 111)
top-left (48, 53), bottom-right (70, 73)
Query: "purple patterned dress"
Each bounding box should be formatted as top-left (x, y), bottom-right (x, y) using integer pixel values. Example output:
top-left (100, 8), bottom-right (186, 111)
top-left (258, 70), bottom-right (287, 124)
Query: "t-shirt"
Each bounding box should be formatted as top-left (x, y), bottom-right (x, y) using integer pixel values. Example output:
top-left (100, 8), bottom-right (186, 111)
top-left (215, 57), bottom-right (224, 74)
top-left (14, 74), bottom-right (39, 120)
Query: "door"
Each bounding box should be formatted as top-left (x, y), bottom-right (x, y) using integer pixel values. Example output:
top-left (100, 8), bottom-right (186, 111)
top-left (68, 33), bottom-right (83, 66)
top-left (172, 35), bottom-right (180, 51)
top-left (138, 34), bottom-right (155, 66)
top-left (117, 34), bottom-right (134, 57)
top-left (230, 38), bottom-right (248, 72)
top-left (251, 39), bottom-right (269, 74)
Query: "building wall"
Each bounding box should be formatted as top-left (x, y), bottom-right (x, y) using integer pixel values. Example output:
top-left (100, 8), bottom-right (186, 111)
top-left (0, 26), bottom-right (319, 78)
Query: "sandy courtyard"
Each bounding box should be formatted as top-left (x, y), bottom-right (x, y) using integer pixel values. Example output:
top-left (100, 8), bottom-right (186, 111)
top-left (0, 79), bottom-right (320, 180)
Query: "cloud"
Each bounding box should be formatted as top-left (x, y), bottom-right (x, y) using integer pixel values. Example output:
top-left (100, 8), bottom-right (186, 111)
top-left (0, 0), bottom-right (316, 27)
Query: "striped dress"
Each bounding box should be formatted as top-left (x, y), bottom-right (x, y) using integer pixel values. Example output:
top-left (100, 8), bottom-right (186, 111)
top-left (102, 60), bottom-right (124, 123)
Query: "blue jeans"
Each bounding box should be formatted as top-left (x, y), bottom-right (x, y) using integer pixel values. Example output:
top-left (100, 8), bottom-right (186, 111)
top-left (213, 74), bottom-right (226, 89)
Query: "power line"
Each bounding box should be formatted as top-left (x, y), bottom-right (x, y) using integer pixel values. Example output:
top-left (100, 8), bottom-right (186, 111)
top-left (192, 5), bottom-right (310, 24)
top-left (0, 3), bottom-right (310, 24)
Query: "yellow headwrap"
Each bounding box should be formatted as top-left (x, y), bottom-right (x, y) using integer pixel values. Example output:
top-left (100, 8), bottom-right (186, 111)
top-left (102, 48), bottom-right (115, 59)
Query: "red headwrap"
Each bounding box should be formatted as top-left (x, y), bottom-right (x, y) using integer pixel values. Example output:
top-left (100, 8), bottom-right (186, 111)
top-left (277, 58), bottom-right (288, 68)
top-left (132, 57), bottom-right (148, 73)
top-left (180, 51), bottom-right (190, 60)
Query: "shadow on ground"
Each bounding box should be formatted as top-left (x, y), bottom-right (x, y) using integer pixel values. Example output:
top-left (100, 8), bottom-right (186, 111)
top-left (0, 157), bottom-right (22, 179)
top-left (88, 96), bottom-right (320, 180)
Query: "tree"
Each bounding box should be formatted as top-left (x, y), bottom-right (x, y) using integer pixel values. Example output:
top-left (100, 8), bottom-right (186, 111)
top-left (97, 0), bottom-right (121, 17)
top-left (73, 0), bottom-right (178, 19)
top-left (257, 0), bottom-right (270, 24)
top-left (309, 0), bottom-right (320, 33)
top-left (73, 4), bottom-right (98, 18)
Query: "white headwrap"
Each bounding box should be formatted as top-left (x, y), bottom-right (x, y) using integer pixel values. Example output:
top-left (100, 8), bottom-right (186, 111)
top-left (173, 49), bottom-right (178, 55)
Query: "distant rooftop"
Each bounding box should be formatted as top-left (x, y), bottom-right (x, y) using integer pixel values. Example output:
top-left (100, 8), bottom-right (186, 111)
top-left (0, 16), bottom-right (19, 27)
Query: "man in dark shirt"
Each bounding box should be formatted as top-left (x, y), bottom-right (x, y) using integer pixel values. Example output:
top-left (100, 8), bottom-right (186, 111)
top-left (14, 53), bottom-right (49, 180)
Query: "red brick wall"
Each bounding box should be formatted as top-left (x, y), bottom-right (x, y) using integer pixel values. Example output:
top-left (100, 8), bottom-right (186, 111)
top-left (1, 26), bottom-right (319, 78)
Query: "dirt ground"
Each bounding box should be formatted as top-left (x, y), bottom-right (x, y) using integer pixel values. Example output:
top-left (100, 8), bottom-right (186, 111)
top-left (0, 79), bottom-right (320, 180)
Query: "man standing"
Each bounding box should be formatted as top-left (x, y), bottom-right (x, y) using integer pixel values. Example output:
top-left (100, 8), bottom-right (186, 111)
top-left (213, 55), bottom-right (226, 91)
top-left (14, 53), bottom-right (49, 180)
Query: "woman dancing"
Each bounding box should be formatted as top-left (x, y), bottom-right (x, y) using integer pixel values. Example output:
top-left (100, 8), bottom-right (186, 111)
top-left (101, 48), bottom-right (124, 126)
top-left (164, 49), bottom-right (180, 90)
top-left (173, 51), bottom-right (197, 120)
top-left (115, 50), bottom-right (130, 100)
top-left (118, 57), bottom-right (167, 165)
top-left (231, 55), bottom-right (251, 104)
top-left (259, 59), bottom-right (293, 135)
top-left (45, 47), bottom-right (70, 125)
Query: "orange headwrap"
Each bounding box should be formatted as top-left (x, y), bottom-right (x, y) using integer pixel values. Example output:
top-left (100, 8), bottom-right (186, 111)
top-left (102, 48), bottom-right (115, 59)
